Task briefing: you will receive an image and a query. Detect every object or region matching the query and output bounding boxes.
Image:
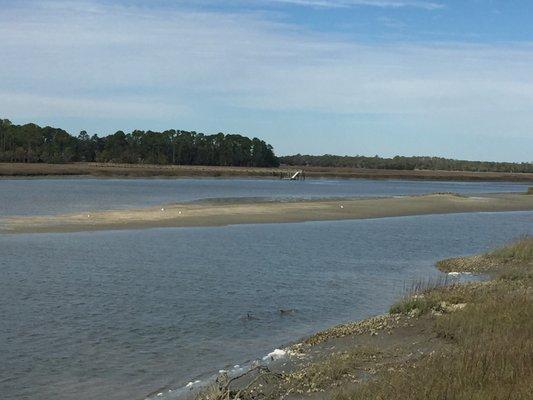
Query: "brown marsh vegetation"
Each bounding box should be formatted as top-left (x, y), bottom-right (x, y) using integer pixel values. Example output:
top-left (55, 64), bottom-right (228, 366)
top-left (2, 162), bottom-right (533, 182)
top-left (334, 236), bottom-right (533, 400)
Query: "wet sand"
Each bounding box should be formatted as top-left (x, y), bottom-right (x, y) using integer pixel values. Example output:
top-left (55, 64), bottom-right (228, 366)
top-left (2, 193), bottom-right (533, 234)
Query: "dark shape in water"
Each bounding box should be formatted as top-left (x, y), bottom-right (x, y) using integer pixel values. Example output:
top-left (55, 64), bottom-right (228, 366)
top-left (279, 309), bottom-right (296, 315)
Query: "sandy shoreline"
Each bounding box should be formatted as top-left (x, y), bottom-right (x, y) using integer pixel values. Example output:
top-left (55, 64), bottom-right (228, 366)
top-left (2, 193), bottom-right (533, 234)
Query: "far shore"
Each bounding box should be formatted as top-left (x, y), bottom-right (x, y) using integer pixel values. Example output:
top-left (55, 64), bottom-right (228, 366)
top-left (2, 192), bottom-right (533, 234)
top-left (2, 162), bottom-right (533, 182)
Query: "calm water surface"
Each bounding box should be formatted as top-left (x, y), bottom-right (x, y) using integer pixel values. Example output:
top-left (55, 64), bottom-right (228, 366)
top-left (1, 211), bottom-right (532, 400)
top-left (0, 177), bottom-right (528, 216)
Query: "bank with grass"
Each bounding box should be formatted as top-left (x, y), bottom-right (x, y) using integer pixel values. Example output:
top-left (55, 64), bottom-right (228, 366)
top-left (196, 237), bottom-right (533, 400)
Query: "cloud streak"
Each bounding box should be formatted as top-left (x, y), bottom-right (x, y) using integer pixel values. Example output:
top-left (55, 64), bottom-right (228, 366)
top-left (265, 0), bottom-right (444, 10)
top-left (0, 0), bottom-right (532, 160)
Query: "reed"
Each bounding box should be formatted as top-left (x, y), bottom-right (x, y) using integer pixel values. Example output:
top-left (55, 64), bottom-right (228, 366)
top-left (333, 237), bottom-right (533, 400)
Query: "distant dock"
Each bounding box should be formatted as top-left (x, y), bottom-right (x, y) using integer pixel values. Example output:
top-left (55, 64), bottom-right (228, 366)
top-left (281, 170), bottom-right (305, 180)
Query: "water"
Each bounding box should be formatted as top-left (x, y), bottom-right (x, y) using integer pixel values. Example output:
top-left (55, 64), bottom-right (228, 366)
top-left (0, 177), bottom-right (527, 216)
top-left (1, 211), bottom-right (532, 400)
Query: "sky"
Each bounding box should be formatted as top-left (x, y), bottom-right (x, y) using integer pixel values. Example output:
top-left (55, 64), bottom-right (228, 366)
top-left (1, 0), bottom-right (533, 161)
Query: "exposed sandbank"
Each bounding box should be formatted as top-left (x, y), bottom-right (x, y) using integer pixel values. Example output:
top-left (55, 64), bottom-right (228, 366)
top-left (2, 193), bottom-right (532, 234)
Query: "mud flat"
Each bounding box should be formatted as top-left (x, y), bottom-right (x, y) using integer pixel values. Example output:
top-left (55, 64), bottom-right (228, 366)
top-left (2, 192), bottom-right (533, 234)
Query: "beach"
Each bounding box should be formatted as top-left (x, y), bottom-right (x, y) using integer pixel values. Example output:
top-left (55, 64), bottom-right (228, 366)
top-left (2, 192), bottom-right (533, 234)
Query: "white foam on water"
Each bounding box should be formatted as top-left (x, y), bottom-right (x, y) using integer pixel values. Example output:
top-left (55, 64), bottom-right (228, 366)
top-left (145, 345), bottom-right (294, 400)
top-left (262, 348), bottom-right (287, 361)
top-left (448, 271), bottom-right (473, 276)
top-left (185, 380), bottom-right (201, 388)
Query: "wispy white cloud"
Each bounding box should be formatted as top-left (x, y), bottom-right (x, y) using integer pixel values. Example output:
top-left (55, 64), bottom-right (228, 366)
top-left (0, 0), bottom-right (532, 159)
top-left (265, 0), bottom-right (444, 10)
top-left (0, 93), bottom-right (188, 120)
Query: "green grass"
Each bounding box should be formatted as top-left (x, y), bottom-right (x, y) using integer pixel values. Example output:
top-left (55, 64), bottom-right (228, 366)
top-left (436, 236), bottom-right (533, 273)
top-left (489, 236), bottom-right (533, 263)
top-left (389, 280), bottom-right (476, 316)
top-left (389, 295), bottom-right (442, 315)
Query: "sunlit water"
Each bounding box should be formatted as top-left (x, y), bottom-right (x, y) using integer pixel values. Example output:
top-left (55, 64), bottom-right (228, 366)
top-left (1, 210), bottom-right (532, 400)
top-left (0, 177), bottom-right (528, 216)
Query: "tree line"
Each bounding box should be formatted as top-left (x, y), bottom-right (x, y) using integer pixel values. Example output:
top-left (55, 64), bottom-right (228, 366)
top-left (280, 154), bottom-right (533, 173)
top-left (2, 118), bottom-right (531, 173)
top-left (0, 119), bottom-right (279, 167)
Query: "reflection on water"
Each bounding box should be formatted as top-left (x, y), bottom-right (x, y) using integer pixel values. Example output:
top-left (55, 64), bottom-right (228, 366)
top-left (1, 211), bottom-right (532, 399)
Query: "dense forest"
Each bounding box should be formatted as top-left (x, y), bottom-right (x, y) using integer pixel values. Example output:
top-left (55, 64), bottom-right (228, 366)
top-left (2, 118), bottom-right (532, 173)
top-left (0, 119), bottom-right (279, 167)
top-left (280, 154), bottom-right (533, 173)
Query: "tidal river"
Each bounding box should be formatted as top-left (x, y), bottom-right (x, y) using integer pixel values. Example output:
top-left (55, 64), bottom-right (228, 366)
top-left (0, 177), bottom-right (527, 216)
top-left (0, 178), bottom-right (531, 400)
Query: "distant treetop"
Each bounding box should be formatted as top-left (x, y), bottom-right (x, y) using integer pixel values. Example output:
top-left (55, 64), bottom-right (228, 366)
top-left (280, 154), bottom-right (533, 174)
top-left (0, 119), bottom-right (279, 168)
top-left (2, 118), bottom-right (531, 173)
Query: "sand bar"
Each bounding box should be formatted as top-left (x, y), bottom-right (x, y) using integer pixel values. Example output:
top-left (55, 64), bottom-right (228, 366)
top-left (2, 193), bottom-right (533, 234)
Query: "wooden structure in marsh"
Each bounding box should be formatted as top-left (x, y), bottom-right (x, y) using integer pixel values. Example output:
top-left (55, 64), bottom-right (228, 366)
top-left (280, 170), bottom-right (305, 180)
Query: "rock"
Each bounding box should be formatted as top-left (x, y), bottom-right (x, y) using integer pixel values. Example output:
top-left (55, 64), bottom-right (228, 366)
top-left (408, 308), bottom-right (421, 318)
top-left (444, 303), bottom-right (467, 313)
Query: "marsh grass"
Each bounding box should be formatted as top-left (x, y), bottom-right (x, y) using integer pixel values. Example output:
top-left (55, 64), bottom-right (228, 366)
top-left (389, 295), bottom-right (443, 316)
top-left (284, 346), bottom-right (383, 392)
top-left (333, 237), bottom-right (533, 400)
top-left (489, 236), bottom-right (533, 263)
top-left (402, 275), bottom-right (451, 295)
top-left (208, 239), bottom-right (533, 400)
top-left (436, 236), bottom-right (533, 273)
top-left (390, 276), bottom-right (468, 316)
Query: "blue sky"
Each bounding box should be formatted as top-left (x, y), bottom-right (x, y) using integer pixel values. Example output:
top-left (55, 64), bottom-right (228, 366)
top-left (1, 0), bottom-right (533, 161)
